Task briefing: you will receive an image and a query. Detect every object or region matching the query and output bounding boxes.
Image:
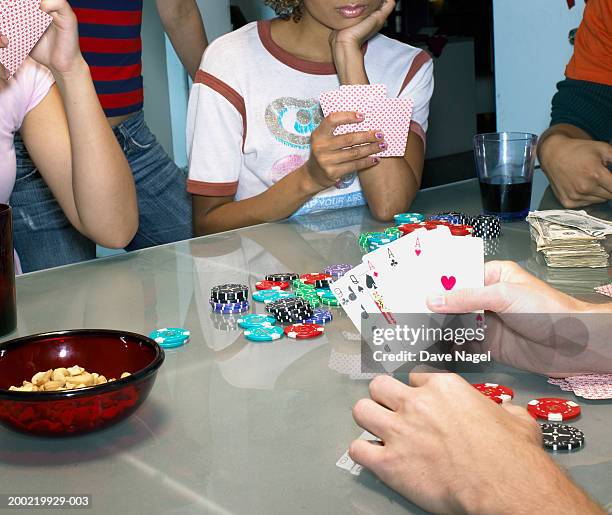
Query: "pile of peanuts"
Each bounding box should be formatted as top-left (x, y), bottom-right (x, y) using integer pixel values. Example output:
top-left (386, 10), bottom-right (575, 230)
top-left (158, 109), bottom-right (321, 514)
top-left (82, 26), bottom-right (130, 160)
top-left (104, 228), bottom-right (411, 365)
top-left (8, 365), bottom-right (131, 392)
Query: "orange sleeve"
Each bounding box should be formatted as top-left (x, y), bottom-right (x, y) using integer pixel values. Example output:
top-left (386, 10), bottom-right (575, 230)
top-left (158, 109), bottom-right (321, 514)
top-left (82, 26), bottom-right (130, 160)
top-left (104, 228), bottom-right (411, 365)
top-left (565, 0), bottom-right (612, 86)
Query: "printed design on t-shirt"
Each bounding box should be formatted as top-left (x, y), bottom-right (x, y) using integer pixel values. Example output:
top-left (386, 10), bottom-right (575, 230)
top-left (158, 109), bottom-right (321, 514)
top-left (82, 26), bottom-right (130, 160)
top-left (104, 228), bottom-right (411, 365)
top-left (292, 190), bottom-right (367, 217)
top-left (270, 154), bottom-right (307, 183)
top-left (336, 173), bottom-right (357, 190)
top-left (265, 97), bottom-right (323, 150)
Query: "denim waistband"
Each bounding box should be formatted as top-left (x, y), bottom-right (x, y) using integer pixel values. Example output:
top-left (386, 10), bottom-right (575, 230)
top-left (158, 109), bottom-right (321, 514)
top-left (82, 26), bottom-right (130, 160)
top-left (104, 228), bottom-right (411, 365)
top-left (112, 110), bottom-right (146, 140)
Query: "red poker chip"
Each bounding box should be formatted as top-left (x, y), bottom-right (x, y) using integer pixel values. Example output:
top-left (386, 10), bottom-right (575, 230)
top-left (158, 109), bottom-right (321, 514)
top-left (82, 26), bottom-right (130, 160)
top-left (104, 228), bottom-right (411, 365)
top-left (255, 280), bottom-right (289, 291)
top-left (299, 273), bottom-right (332, 285)
top-left (398, 223), bottom-right (424, 235)
top-left (284, 323), bottom-right (325, 339)
top-left (472, 383), bottom-right (514, 404)
top-left (450, 227), bottom-right (472, 237)
top-left (527, 397), bottom-right (581, 422)
top-left (425, 220), bottom-right (452, 227)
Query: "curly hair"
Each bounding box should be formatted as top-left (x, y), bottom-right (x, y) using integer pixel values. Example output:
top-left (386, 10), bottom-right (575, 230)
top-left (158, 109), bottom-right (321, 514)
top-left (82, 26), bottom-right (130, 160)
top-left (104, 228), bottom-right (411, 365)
top-left (264, 0), bottom-right (303, 21)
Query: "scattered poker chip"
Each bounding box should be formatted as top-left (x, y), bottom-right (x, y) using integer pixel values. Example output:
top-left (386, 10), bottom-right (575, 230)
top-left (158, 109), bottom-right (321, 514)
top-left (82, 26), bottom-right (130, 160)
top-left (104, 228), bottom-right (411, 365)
top-left (300, 273), bottom-right (332, 285)
top-left (266, 298), bottom-right (309, 312)
top-left (324, 263), bottom-right (353, 279)
top-left (540, 423), bottom-right (585, 451)
top-left (265, 273), bottom-right (299, 282)
top-left (321, 296), bottom-right (340, 307)
top-left (314, 278), bottom-right (332, 289)
top-left (244, 326), bottom-right (285, 342)
top-left (303, 308), bottom-right (333, 325)
top-left (149, 328), bottom-right (190, 349)
top-left (237, 314), bottom-right (277, 329)
top-left (472, 383), bottom-right (514, 404)
top-left (255, 280), bottom-right (289, 291)
top-left (317, 289), bottom-right (337, 301)
top-left (252, 290), bottom-right (295, 303)
top-left (527, 398), bottom-right (581, 422)
top-left (284, 323), bottom-right (325, 339)
top-left (472, 215), bottom-right (501, 239)
top-left (394, 212), bottom-right (425, 225)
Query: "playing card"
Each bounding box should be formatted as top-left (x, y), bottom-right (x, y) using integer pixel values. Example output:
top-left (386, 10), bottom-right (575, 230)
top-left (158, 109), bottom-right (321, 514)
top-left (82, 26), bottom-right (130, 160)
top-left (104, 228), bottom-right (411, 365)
top-left (332, 263), bottom-right (394, 330)
top-left (319, 84), bottom-right (388, 136)
top-left (364, 227), bottom-right (479, 314)
top-left (595, 282), bottom-right (612, 298)
top-left (336, 430), bottom-right (380, 476)
top-left (368, 97), bottom-right (414, 157)
top-left (0, 0), bottom-right (52, 78)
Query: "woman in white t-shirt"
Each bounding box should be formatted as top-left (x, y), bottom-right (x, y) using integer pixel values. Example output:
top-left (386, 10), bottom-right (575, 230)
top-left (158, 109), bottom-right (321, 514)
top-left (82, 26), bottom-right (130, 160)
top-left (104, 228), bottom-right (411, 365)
top-left (0, 0), bottom-right (137, 272)
top-left (187, 0), bottom-right (434, 235)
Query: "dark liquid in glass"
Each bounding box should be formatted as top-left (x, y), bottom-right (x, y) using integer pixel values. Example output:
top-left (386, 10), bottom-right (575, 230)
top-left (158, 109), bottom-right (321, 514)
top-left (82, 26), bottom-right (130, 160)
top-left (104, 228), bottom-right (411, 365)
top-left (0, 205), bottom-right (16, 337)
top-left (479, 177), bottom-right (532, 220)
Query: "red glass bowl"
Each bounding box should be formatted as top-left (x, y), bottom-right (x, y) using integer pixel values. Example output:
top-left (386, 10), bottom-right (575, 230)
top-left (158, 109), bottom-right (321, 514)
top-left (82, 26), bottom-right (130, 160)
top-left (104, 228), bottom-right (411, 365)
top-left (0, 330), bottom-right (164, 437)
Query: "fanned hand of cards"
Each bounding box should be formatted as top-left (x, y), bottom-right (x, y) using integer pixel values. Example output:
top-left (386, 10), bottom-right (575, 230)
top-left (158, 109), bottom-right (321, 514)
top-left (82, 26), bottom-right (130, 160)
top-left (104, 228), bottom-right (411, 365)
top-left (319, 84), bottom-right (414, 158)
top-left (0, 0), bottom-right (52, 78)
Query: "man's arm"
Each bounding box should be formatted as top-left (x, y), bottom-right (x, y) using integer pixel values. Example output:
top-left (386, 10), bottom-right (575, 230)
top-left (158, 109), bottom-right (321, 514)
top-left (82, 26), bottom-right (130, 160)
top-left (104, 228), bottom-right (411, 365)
top-left (156, 0), bottom-right (208, 79)
top-left (538, 122), bottom-right (612, 208)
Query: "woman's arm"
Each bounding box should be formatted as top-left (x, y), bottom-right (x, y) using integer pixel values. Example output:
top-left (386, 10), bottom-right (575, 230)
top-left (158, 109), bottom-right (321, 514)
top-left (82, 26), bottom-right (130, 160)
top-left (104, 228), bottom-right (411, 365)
top-left (157, 0), bottom-right (208, 79)
top-left (330, 0), bottom-right (422, 221)
top-left (20, 0), bottom-right (137, 249)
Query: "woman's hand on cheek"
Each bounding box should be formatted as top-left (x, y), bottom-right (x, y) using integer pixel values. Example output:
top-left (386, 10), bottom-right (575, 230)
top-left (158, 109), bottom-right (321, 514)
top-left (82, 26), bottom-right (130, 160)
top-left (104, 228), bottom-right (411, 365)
top-left (330, 0), bottom-right (395, 50)
top-left (29, 0), bottom-right (85, 77)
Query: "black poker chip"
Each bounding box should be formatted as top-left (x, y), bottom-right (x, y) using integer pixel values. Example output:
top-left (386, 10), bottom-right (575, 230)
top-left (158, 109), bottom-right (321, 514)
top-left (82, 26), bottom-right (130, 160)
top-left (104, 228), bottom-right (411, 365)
top-left (540, 423), bottom-right (585, 451)
top-left (266, 298), bottom-right (308, 312)
top-left (265, 273), bottom-right (299, 282)
top-left (314, 279), bottom-right (333, 289)
top-left (472, 215), bottom-right (501, 239)
top-left (211, 284), bottom-right (249, 303)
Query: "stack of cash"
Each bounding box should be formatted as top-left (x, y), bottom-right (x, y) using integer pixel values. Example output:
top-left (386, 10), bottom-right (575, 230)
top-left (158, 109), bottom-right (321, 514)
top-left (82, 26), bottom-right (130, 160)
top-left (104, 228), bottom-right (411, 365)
top-left (527, 210), bottom-right (612, 268)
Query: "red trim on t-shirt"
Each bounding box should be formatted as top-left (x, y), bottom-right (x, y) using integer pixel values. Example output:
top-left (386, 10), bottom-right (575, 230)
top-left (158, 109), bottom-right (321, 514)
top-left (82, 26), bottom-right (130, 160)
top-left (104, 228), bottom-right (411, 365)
top-left (257, 20), bottom-right (368, 76)
top-left (194, 70), bottom-right (247, 150)
top-left (399, 50), bottom-right (432, 95)
top-left (187, 179), bottom-right (239, 197)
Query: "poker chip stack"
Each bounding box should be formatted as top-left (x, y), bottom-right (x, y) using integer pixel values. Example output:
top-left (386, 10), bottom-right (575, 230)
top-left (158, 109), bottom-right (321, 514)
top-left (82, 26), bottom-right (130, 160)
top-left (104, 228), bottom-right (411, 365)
top-left (266, 298), bottom-right (315, 325)
top-left (210, 283), bottom-right (250, 314)
top-left (471, 215), bottom-right (502, 239)
top-left (394, 212), bottom-right (426, 226)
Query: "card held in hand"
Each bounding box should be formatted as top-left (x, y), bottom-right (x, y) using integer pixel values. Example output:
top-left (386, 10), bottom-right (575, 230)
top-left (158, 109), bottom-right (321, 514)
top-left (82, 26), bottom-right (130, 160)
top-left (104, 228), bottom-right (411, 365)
top-left (0, 0), bottom-right (52, 78)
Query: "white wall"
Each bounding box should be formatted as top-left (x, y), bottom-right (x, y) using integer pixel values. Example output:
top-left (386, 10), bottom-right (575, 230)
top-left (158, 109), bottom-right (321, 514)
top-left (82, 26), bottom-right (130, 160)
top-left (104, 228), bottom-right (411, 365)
top-left (493, 0), bottom-right (585, 135)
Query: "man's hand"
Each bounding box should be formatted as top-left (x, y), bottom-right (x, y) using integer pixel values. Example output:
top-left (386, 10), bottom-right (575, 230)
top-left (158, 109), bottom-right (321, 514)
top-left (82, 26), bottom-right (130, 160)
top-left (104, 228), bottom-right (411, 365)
top-left (539, 127), bottom-right (612, 208)
top-left (350, 374), bottom-right (604, 514)
top-left (427, 260), bottom-right (587, 314)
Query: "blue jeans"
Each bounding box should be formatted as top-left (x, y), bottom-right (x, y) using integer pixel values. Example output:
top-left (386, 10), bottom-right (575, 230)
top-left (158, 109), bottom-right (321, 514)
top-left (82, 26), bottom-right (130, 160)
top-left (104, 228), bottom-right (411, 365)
top-left (10, 111), bottom-right (193, 272)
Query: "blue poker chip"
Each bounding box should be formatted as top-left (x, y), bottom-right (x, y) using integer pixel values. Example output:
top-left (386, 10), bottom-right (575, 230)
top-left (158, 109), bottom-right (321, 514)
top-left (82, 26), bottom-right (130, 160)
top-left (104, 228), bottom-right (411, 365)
top-left (149, 328), bottom-right (190, 349)
top-left (237, 314), bottom-right (277, 329)
top-left (303, 308), bottom-right (333, 325)
top-left (244, 325), bottom-right (285, 342)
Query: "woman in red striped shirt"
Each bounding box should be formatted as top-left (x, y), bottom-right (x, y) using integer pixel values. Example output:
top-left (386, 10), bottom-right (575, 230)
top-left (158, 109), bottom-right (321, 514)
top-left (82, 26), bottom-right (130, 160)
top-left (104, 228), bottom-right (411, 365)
top-left (9, 0), bottom-right (208, 271)
top-left (0, 0), bottom-right (138, 270)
